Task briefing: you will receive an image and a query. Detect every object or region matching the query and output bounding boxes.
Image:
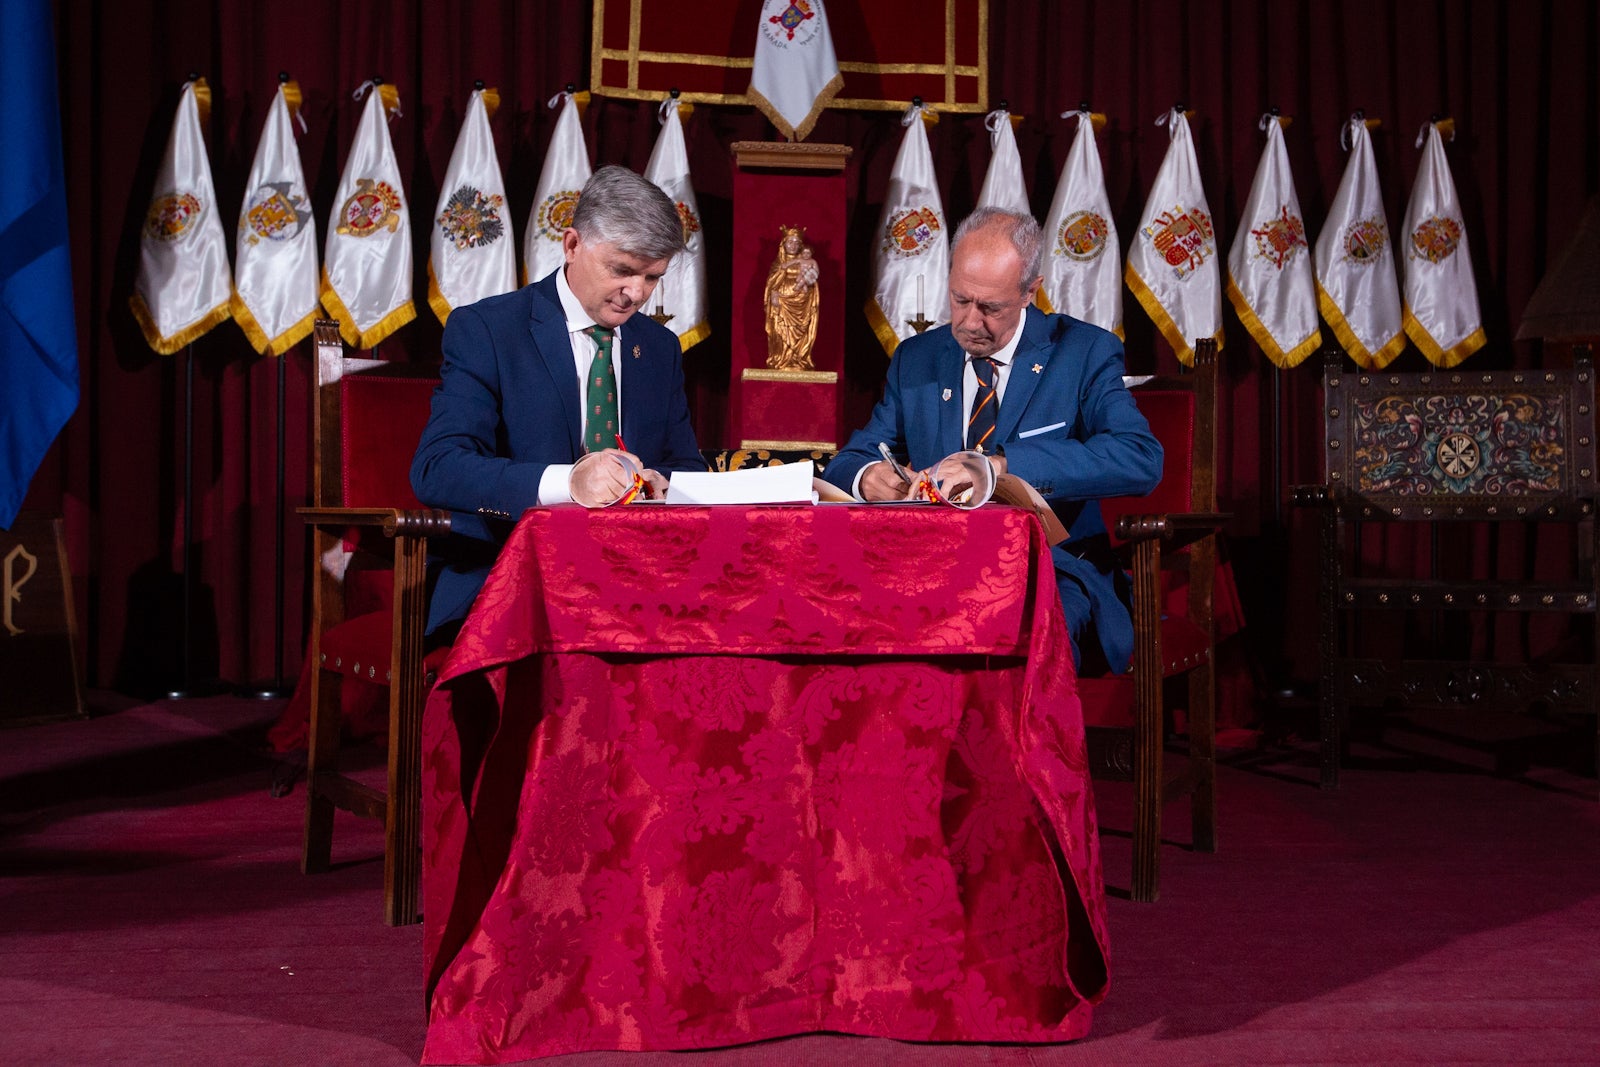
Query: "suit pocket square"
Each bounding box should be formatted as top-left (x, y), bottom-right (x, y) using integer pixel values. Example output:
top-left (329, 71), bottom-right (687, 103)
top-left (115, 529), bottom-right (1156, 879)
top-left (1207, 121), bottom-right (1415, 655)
top-left (1018, 421), bottom-right (1067, 439)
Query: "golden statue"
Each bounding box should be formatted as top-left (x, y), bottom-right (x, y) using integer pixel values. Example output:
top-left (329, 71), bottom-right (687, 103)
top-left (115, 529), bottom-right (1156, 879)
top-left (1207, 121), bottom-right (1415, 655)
top-left (764, 225), bottom-right (820, 370)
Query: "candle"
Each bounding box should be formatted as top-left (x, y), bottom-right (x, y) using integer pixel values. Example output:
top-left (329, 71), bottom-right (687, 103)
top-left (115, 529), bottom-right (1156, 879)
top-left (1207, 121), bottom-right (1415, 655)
top-left (917, 275), bottom-right (924, 317)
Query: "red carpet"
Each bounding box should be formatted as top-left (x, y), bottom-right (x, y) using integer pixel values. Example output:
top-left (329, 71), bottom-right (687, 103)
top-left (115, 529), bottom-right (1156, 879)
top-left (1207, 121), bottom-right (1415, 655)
top-left (2, 695), bottom-right (1597, 1064)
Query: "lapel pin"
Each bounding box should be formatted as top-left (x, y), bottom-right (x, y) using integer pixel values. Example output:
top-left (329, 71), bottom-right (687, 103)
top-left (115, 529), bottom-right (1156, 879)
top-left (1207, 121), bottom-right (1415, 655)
top-left (632, 344), bottom-right (641, 359)
top-left (1031, 363), bottom-right (1043, 374)
top-left (942, 388), bottom-right (952, 401)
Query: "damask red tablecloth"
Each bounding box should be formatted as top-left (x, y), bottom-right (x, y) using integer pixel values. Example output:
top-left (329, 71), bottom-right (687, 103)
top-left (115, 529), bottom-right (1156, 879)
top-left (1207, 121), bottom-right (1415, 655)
top-left (421, 504), bottom-right (1111, 1063)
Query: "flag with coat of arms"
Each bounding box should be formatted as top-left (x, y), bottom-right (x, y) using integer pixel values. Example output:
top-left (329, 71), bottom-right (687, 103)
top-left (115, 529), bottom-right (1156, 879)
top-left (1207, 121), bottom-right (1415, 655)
top-left (321, 81), bottom-right (414, 350)
top-left (1314, 113), bottom-right (1404, 369)
top-left (231, 78), bottom-right (317, 356)
top-left (428, 85), bottom-right (515, 326)
top-left (1226, 113), bottom-right (1321, 369)
top-left (130, 77), bottom-right (233, 354)
top-left (642, 94), bottom-right (710, 351)
top-left (1400, 118), bottom-right (1485, 367)
top-left (523, 90), bottom-right (591, 287)
top-left (1125, 108), bottom-right (1222, 366)
top-left (865, 103), bottom-right (948, 357)
top-left (748, 0), bottom-right (842, 142)
top-left (975, 107), bottom-right (1029, 213)
top-left (1038, 108), bottom-right (1122, 337)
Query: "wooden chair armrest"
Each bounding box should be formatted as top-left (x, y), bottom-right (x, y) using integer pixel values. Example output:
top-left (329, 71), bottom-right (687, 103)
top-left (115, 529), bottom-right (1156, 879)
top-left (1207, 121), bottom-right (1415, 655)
top-left (297, 506), bottom-right (452, 538)
top-left (1115, 511), bottom-right (1230, 551)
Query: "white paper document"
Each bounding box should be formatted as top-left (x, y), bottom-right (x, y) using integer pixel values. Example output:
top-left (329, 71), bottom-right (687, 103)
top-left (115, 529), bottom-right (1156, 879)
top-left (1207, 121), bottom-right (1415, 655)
top-left (666, 460), bottom-right (817, 505)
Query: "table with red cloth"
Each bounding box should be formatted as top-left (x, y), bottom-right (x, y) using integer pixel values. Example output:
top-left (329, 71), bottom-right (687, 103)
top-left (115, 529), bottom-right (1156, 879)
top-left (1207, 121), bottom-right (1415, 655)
top-left (420, 504), bottom-right (1112, 1063)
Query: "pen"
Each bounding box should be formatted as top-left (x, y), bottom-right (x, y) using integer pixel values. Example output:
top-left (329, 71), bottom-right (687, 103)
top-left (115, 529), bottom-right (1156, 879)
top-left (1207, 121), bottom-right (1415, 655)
top-left (877, 441), bottom-right (914, 485)
top-left (612, 433), bottom-right (649, 501)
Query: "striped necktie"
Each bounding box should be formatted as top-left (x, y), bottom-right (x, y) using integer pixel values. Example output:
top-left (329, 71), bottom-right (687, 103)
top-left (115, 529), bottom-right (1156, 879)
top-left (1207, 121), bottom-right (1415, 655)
top-left (582, 324), bottom-right (617, 453)
top-left (967, 356), bottom-right (999, 453)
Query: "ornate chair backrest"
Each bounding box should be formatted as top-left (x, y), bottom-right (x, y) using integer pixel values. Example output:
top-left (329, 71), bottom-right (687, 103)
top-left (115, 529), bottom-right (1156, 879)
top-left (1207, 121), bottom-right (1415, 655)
top-left (1100, 340), bottom-right (1218, 545)
top-left (1322, 352), bottom-right (1598, 522)
top-left (312, 320), bottom-right (437, 512)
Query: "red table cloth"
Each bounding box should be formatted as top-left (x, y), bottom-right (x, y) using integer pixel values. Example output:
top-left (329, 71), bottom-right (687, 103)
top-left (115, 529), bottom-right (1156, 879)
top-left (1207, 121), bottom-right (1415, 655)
top-left (421, 504), bottom-right (1111, 1063)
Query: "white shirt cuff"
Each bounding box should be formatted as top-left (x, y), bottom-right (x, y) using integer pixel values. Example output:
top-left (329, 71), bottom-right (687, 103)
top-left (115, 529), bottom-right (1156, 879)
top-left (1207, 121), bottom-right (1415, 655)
top-left (850, 464), bottom-right (870, 502)
top-left (538, 463), bottom-right (576, 506)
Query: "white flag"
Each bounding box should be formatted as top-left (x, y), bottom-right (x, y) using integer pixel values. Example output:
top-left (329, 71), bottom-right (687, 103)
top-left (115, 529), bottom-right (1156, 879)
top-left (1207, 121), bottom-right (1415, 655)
top-left (1039, 109), bottom-right (1122, 337)
top-left (1314, 114), bottom-right (1404, 369)
top-left (865, 104), bottom-right (949, 357)
top-left (1125, 108), bottom-right (1223, 366)
top-left (975, 108), bottom-right (1029, 213)
top-left (749, 0), bottom-right (842, 142)
top-left (523, 91), bottom-right (592, 287)
top-left (642, 96), bottom-right (710, 351)
top-left (130, 78), bottom-right (232, 354)
top-left (1401, 119), bottom-right (1485, 368)
top-left (231, 79), bottom-right (317, 356)
top-left (1226, 114), bottom-right (1321, 369)
top-left (428, 87), bottom-right (515, 326)
top-left (321, 82), bottom-right (414, 349)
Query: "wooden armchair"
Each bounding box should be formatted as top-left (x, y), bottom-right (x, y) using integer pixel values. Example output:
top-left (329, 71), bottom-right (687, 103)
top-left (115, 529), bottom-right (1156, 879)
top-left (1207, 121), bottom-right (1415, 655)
top-left (299, 320), bottom-right (449, 926)
top-left (1295, 351), bottom-right (1599, 790)
top-left (1084, 339), bottom-right (1228, 902)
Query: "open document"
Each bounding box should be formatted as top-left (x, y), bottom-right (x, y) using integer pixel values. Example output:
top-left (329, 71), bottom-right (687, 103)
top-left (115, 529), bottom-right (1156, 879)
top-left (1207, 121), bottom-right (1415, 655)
top-left (666, 460), bottom-right (826, 505)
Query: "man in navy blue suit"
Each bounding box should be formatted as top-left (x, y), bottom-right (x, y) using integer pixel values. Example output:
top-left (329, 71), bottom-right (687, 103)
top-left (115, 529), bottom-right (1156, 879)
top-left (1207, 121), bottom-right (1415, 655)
top-left (411, 166), bottom-right (705, 636)
top-left (824, 207), bottom-right (1162, 671)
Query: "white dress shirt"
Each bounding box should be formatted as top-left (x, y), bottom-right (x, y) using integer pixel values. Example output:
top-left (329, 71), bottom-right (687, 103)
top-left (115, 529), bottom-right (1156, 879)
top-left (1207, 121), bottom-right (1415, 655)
top-left (535, 267), bottom-right (628, 505)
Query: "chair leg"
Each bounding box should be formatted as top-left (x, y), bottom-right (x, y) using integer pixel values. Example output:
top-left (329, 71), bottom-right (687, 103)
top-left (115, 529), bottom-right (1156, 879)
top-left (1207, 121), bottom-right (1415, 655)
top-left (383, 537), bottom-right (429, 926)
top-left (1130, 538), bottom-right (1163, 903)
top-left (1319, 506), bottom-right (1342, 790)
top-left (383, 679), bottom-right (422, 926)
top-left (302, 665), bottom-right (340, 874)
top-left (1188, 656), bottom-right (1217, 854)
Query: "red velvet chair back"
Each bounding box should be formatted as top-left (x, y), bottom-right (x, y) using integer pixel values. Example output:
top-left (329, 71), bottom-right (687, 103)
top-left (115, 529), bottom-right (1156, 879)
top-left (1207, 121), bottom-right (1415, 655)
top-left (1101, 389), bottom-right (1198, 544)
top-left (340, 375), bottom-right (435, 510)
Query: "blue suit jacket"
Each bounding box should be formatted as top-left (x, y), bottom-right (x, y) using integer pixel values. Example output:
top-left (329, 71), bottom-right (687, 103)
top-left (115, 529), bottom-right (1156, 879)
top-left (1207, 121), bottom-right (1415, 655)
top-left (824, 307), bottom-right (1162, 670)
top-left (410, 271), bottom-right (705, 632)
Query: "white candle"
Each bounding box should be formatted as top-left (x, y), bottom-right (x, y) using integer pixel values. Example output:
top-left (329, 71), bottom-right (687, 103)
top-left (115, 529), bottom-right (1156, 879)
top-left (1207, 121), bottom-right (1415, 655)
top-left (917, 275), bottom-right (924, 317)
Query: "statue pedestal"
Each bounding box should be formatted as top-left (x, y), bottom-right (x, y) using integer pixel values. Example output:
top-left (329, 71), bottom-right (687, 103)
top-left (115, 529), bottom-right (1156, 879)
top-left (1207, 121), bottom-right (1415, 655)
top-left (737, 368), bottom-right (840, 450)
top-left (728, 141), bottom-right (851, 450)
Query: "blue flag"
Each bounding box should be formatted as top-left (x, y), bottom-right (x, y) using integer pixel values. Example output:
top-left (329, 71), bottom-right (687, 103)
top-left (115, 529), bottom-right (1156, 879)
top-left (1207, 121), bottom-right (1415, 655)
top-left (0, 0), bottom-right (80, 530)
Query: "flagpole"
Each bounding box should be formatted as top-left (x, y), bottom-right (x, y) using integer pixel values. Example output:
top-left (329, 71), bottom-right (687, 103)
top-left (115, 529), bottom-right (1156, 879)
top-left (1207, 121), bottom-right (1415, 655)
top-left (166, 341), bottom-right (195, 699)
top-left (251, 348), bottom-right (287, 698)
top-left (1271, 366), bottom-right (1283, 524)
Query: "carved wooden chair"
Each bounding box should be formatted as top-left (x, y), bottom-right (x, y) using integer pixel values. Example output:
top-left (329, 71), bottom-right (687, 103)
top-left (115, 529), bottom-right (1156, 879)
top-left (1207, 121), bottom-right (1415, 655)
top-left (299, 320), bottom-right (449, 925)
top-left (1084, 339), bottom-right (1228, 903)
top-left (1295, 351), bottom-right (1599, 789)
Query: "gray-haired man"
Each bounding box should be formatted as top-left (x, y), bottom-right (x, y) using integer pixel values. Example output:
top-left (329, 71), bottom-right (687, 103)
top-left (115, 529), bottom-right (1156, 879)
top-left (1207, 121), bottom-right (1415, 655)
top-left (411, 165), bottom-right (705, 635)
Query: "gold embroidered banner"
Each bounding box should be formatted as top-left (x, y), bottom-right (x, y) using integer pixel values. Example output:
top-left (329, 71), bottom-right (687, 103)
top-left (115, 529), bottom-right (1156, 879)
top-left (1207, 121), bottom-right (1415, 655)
top-left (591, 0), bottom-right (989, 114)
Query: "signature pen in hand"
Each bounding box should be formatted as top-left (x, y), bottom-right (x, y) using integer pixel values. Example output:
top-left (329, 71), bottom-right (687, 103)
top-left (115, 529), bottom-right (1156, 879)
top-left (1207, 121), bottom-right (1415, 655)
top-left (613, 433), bottom-right (653, 501)
top-left (877, 441), bottom-right (915, 485)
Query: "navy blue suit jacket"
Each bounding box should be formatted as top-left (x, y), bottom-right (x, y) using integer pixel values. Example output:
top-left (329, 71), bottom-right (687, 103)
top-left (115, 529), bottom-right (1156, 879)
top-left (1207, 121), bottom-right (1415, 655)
top-left (824, 307), bottom-right (1162, 670)
top-left (410, 271), bottom-right (705, 632)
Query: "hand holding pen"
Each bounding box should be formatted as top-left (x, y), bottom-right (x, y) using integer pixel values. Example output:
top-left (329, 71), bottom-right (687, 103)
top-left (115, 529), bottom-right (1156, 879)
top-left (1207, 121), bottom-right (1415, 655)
top-left (860, 442), bottom-right (922, 501)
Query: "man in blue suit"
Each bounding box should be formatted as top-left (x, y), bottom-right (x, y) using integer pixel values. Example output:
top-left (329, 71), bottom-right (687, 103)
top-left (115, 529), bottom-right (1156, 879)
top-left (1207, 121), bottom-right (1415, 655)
top-left (411, 166), bottom-right (705, 636)
top-left (825, 207), bottom-right (1162, 671)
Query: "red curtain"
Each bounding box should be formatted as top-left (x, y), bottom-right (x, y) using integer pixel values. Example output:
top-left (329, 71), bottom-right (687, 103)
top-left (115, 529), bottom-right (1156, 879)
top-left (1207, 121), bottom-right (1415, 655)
top-left (30, 0), bottom-right (1600, 692)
